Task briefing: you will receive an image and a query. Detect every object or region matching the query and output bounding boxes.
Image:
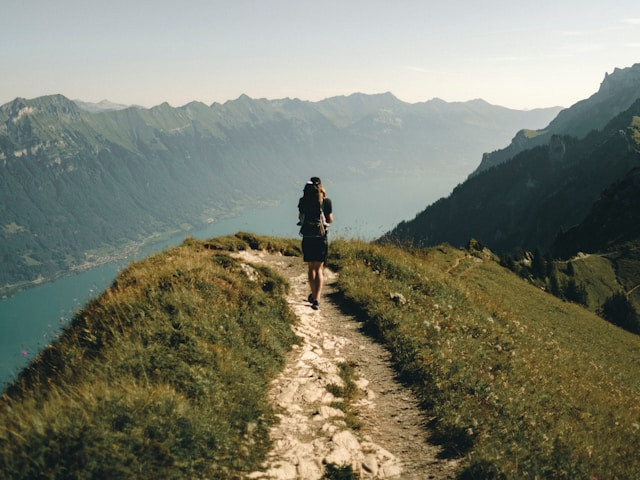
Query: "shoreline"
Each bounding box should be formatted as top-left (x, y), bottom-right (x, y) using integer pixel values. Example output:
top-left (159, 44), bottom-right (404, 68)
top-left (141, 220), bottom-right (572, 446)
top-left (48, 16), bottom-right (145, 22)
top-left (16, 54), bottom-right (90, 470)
top-left (0, 199), bottom-right (282, 299)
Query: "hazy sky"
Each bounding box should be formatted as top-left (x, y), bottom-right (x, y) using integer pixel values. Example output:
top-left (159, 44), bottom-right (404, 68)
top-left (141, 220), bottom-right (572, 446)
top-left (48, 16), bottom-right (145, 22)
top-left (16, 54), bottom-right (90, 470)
top-left (2, 0), bottom-right (639, 110)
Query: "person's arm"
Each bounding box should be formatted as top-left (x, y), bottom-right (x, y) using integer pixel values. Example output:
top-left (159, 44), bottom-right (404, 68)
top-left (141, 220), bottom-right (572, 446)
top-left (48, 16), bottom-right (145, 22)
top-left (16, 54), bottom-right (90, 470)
top-left (323, 197), bottom-right (333, 224)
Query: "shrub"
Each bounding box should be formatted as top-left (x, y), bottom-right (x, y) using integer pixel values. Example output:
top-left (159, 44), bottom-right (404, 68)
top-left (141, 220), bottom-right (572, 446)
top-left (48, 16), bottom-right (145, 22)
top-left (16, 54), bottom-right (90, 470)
top-left (599, 292), bottom-right (640, 333)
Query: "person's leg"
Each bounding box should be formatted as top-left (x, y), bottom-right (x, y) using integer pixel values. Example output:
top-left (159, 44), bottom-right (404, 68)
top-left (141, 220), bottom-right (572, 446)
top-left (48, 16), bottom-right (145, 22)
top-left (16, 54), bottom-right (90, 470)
top-left (314, 261), bottom-right (324, 300)
top-left (307, 261), bottom-right (324, 301)
top-left (307, 262), bottom-right (316, 299)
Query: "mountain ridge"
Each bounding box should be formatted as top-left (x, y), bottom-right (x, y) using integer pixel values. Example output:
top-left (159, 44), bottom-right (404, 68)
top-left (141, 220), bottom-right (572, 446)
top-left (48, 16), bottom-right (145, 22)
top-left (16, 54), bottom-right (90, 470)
top-left (383, 66), bottom-right (640, 330)
top-left (385, 98), bottom-right (640, 253)
top-left (473, 63), bottom-right (640, 175)
top-left (73, 99), bottom-right (139, 113)
top-left (0, 92), bottom-right (559, 294)
top-left (552, 164), bottom-right (640, 258)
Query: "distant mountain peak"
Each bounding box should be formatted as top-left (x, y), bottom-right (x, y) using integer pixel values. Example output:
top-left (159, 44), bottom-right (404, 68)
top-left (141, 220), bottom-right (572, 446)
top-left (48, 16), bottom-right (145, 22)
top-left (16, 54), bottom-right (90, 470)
top-left (599, 63), bottom-right (640, 96)
top-left (471, 63), bottom-right (640, 176)
top-left (73, 98), bottom-right (136, 113)
top-left (346, 91), bottom-right (398, 100)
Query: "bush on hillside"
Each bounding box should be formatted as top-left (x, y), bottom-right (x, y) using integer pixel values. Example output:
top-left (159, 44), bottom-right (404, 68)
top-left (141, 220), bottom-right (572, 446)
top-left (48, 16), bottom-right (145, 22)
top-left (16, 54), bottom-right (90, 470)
top-left (599, 292), bottom-right (640, 333)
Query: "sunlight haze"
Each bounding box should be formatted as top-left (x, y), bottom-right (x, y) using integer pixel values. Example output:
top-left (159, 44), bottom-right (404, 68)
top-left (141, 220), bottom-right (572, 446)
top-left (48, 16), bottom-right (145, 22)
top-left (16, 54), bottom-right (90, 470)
top-left (2, 0), bottom-right (640, 109)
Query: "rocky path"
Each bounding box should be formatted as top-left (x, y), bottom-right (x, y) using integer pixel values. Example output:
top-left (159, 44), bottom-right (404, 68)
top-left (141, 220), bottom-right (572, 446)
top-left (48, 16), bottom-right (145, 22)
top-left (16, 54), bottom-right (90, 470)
top-left (233, 250), bottom-right (460, 480)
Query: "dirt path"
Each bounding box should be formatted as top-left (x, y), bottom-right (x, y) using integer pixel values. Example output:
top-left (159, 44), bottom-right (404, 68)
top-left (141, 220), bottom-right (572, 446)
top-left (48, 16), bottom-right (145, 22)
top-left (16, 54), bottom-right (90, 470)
top-left (626, 283), bottom-right (640, 296)
top-left (232, 250), bottom-right (460, 480)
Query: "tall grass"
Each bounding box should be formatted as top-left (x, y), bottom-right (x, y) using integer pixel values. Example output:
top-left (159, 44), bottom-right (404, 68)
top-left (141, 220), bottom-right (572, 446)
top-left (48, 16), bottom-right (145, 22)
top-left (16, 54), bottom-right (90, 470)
top-left (3, 233), bottom-right (639, 479)
top-left (328, 239), bottom-right (640, 479)
top-left (0, 234), bottom-right (299, 479)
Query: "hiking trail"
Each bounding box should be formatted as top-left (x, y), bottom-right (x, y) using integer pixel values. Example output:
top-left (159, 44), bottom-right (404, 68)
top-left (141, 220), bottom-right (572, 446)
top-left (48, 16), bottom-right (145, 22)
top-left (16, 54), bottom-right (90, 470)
top-left (232, 250), bottom-right (460, 480)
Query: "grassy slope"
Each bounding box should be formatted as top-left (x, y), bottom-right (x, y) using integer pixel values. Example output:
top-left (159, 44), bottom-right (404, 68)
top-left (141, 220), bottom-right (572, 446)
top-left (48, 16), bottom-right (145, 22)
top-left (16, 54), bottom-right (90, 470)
top-left (328, 239), bottom-right (640, 479)
top-left (558, 255), bottom-right (621, 311)
top-left (0, 234), bottom-right (300, 479)
top-left (2, 234), bottom-right (639, 479)
top-left (550, 248), bottom-right (640, 314)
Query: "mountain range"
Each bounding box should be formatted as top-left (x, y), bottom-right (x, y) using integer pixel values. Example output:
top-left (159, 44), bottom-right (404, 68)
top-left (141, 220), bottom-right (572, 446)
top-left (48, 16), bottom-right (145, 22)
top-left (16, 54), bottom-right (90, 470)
top-left (387, 97), bottom-right (640, 253)
top-left (0, 93), bottom-right (559, 294)
top-left (72, 99), bottom-right (138, 113)
top-left (472, 63), bottom-right (640, 176)
top-left (387, 63), bottom-right (640, 253)
top-left (385, 63), bottom-right (640, 325)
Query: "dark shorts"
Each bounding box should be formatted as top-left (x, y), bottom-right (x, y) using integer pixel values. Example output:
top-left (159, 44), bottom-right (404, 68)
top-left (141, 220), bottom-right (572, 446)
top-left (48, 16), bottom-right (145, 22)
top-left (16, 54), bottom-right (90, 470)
top-left (302, 236), bottom-right (328, 263)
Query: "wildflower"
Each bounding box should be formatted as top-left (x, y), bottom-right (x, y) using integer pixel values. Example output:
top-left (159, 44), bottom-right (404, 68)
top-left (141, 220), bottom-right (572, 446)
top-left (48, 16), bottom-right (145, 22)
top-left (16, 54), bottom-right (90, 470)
top-left (21, 350), bottom-right (27, 357)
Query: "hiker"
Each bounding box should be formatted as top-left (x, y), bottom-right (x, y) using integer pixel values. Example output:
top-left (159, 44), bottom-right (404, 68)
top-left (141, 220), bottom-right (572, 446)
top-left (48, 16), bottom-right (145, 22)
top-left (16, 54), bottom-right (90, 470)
top-left (298, 177), bottom-right (333, 310)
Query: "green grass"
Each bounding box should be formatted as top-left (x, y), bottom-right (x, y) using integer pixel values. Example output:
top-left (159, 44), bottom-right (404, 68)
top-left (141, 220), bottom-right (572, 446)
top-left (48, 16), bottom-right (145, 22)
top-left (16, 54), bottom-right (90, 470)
top-left (328, 238), bottom-right (640, 479)
top-left (202, 231), bottom-right (301, 256)
top-left (559, 254), bottom-right (620, 311)
top-left (3, 233), bottom-right (640, 479)
top-left (326, 361), bottom-right (362, 431)
top-left (522, 128), bottom-right (545, 139)
top-left (505, 246), bottom-right (640, 331)
top-left (0, 233), bottom-right (299, 479)
top-left (608, 246), bottom-right (640, 310)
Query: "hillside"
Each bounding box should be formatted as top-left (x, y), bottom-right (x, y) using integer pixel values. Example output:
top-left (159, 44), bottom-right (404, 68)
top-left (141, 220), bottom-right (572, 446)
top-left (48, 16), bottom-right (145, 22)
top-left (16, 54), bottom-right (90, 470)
top-left (473, 63), bottom-right (640, 175)
top-left (546, 166), bottom-right (640, 322)
top-left (557, 164), bottom-right (640, 306)
top-left (552, 165), bottom-right (640, 258)
top-left (2, 234), bottom-right (639, 479)
top-left (384, 65), bottom-right (640, 339)
top-left (0, 93), bottom-right (559, 295)
top-left (386, 99), bottom-right (640, 254)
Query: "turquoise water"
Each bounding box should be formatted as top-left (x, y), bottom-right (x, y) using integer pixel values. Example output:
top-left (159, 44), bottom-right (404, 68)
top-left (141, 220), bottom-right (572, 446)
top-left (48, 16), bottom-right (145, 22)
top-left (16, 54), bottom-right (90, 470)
top-left (0, 174), bottom-right (459, 387)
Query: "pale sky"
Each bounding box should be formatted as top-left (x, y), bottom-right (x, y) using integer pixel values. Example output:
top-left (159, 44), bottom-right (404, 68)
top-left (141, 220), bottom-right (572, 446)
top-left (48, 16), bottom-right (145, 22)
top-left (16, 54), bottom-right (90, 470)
top-left (2, 0), bottom-right (640, 110)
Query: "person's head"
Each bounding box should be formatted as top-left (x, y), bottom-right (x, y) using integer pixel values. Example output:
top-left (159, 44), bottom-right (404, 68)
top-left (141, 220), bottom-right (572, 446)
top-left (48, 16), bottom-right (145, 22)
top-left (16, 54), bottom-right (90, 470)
top-left (303, 176), bottom-right (325, 206)
top-left (310, 177), bottom-right (325, 195)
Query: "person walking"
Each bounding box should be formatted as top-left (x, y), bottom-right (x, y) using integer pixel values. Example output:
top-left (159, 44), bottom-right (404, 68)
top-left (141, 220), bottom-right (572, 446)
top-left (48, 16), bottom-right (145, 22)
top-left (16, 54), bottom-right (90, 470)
top-left (298, 177), bottom-right (333, 310)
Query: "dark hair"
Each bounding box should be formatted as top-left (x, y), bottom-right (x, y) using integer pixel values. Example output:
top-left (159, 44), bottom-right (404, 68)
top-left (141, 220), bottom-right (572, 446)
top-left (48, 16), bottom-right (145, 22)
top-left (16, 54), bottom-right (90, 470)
top-left (301, 178), bottom-right (325, 216)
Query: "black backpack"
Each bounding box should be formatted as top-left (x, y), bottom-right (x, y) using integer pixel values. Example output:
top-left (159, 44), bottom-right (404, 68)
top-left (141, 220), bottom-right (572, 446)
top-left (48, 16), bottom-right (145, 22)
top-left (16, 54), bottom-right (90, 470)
top-left (299, 210), bottom-right (327, 237)
top-left (299, 185), bottom-right (327, 237)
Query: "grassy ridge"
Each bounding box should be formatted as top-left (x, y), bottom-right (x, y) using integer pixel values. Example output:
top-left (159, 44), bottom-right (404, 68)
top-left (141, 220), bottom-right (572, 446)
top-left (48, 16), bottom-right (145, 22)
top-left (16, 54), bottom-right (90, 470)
top-left (328, 239), bottom-right (640, 479)
top-left (3, 234), bottom-right (640, 478)
top-left (0, 234), bottom-right (300, 479)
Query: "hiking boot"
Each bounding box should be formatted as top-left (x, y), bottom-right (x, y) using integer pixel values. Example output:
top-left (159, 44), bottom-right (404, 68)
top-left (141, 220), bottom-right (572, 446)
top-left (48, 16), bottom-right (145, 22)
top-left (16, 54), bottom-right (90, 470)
top-left (311, 299), bottom-right (319, 310)
top-left (308, 294), bottom-right (314, 303)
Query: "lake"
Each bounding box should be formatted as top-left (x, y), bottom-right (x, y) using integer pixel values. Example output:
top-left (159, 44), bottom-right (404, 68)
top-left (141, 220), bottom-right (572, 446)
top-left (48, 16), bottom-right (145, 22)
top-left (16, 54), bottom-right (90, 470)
top-left (0, 174), bottom-right (460, 387)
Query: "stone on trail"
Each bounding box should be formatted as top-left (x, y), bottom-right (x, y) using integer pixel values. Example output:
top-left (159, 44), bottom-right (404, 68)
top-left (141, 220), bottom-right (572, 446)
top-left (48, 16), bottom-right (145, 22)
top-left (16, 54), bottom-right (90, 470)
top-left (331, 430), bottom-right (361, 452)
top-left (362, 453), bottom-right (379, 475)
top-left (324, 445), bottom-right (352, 467)
top-left (298, 459), bottom-right (323, 479)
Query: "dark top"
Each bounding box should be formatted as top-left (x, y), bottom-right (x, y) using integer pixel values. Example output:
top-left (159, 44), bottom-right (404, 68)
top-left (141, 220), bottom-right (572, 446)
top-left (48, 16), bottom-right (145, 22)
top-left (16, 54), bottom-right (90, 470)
top-left (298, 197), bottom-right (332, 220)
